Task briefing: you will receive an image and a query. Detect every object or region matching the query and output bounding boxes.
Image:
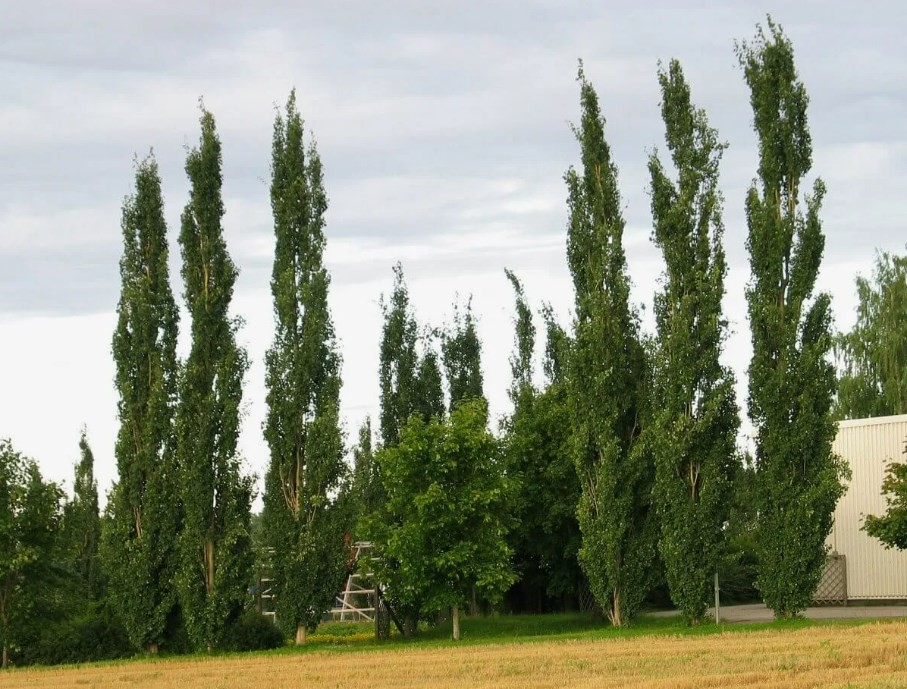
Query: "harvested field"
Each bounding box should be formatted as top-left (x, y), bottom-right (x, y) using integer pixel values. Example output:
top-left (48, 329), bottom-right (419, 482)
top-left (3, 620), bottom-right (907, 689)
top-left (0, 621), bottom-right (907, 689)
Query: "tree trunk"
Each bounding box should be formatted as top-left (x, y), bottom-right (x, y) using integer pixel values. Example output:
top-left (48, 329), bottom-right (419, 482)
top-left (147, 642), bottom-right (159, 654)
top-left (295, 624), bottom-right (308, 645)
top-left (402, 612), bottom-right (418, 638)
top-left (469, 586), bottom-right (478, 616)
top-left (610, 589), bottom-right (623, 627)
top-left (452, 606), bottom-right (460, 641)
top-left (2, 642), bottom-right (7, 669)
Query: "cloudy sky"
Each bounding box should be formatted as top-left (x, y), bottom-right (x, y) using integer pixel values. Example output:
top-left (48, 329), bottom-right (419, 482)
top-left (2, 1), bottom-right (905, 505)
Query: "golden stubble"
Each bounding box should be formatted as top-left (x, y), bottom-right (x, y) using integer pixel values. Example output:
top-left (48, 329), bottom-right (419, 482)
top-left (3, 621), bottom-right (907, 689)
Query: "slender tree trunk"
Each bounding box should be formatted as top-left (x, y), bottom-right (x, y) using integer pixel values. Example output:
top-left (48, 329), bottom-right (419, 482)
top-left (610, 589), bottom-right (622, 627)
top-left (2, 642), bottom-right (7, 670)
top-left (147, 642), bottom-right (159, 654)
top-left (452, 606), bottom-right (460, 641)
top-left (295, 624), bottom-right (307, 645)
top-left (469, 585), bottom-right (478, 616)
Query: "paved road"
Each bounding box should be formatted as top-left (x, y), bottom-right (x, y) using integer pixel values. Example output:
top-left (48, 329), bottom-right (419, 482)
top-left (649, 603), bottom-right (907, 623)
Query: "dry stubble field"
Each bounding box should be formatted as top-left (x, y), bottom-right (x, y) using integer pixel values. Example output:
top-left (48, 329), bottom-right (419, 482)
top-left (3, 621), bottom-right (907, 689)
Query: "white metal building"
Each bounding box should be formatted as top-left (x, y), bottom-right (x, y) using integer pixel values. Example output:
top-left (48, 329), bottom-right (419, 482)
top-left (826, 414), bottom-right (907, 601)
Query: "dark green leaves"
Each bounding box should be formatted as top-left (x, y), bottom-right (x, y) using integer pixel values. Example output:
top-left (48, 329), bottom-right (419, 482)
top-left (262, 92), bottom-right (348, 641)
top-left (737, 19), bottom-right (846, 618)
top-left (649, 60), bottom-right (739, 624)
top-left (176, 107), bottom-right (253, 651)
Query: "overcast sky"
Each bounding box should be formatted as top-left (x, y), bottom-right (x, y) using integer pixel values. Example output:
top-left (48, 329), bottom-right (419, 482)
top-left (2, 1), bottom-right (905, 506)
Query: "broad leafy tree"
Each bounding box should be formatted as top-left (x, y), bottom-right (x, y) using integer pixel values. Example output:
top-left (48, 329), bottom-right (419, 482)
top-left (648, 60), bottom-right (739, 624)
top-left (864, 450), bottom-right (907, 550)
top-left (0, 441), bottom-right (61, 669)
top-left (61, 429), bottom-right (103, 601)
top-left (737, 20), bottom-right (847, 618)
top-left (263, 92), bottom-right (348, 645)
top-left (565, 64), bottom-right (657, 626)
top-left (104, 154), bottom-right (181, 653)
top-left (176, 107), bottom-right (254, 651)
top-left (371, 400), bottom-right (514, 640)
top-left (835, 250), bottom-right (907, 419)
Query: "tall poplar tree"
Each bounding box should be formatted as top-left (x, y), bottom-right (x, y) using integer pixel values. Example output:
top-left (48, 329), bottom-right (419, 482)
top-left (737, 20), bottom-right (847, 617)
top-left (263, 92), bottom-right (348, 645)
top-left (441, 298), bottom-right (484, 411)
top-left (378, 265), bottom-right (422, 448)
top-left (565, 65), bottom-right (656, 626)
top-left (62, 429), bottom-right (102, 601)
top-left (503, 273), bottom-right (581, 611)
top-left (176, 107), bottom-right (254, 651)
top-left (104, 154), bottom-right (181, 653)
top-left (649, 60), bottom-right (739, 624)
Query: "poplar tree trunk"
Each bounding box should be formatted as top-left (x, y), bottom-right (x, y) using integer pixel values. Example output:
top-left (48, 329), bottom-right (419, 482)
top-left (452, 606), bottom-right (460, 641)
top-left (2, 642), bottom-right (8, 670)
top-left (295, 624), bottom-right (307, 645)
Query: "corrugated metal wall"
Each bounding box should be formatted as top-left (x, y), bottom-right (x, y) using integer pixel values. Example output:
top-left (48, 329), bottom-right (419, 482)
top-left (830, 414), bottom-right (907, 599)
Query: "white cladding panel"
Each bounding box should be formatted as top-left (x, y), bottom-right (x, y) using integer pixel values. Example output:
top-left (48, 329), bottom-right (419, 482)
top-left (830, 415), bottom-right (907, 599)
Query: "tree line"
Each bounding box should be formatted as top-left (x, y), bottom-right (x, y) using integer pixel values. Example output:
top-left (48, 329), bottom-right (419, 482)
top-left (6, 18), bottom-right (905, 666)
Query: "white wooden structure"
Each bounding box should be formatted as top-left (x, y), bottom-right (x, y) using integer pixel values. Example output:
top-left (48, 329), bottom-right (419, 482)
top-left (827, 414), bottom-right (907, 600)
top-left (329, 542), bottom-right (377, 622)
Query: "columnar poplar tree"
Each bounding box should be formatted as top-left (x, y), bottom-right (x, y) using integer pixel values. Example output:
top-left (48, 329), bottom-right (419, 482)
top-left (176, 107), bottom-right (254, 651)
top-left (104, 155), bottom-right (181, 653)
top-left (351, 418), bottom-right (381, 533)
top-left (506, 293), bottom-right (582, 612)
top-left (441, 298), bottom-right (485, 410)
top-left (737, 20), bottom-right (847, 618)
top-left (263, 92), bottom-right (348, 645)
top-left (565, 65), bottom-right (656, 626)
top-left (62, 429), bottom-right (103, 601)
top-left (648, 60), bottom-right (739, 624)
top-left (378, 265), bottom-right (422, 448)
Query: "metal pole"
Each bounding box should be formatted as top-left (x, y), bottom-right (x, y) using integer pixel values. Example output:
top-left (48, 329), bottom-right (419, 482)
top-left (714, 571), bottom-right (720, 624)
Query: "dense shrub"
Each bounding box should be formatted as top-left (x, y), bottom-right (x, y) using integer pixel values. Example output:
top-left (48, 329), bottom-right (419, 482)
top-left (221, 611), bottom-right (285, 652)
top-left (16, 603), bottom-right (133, 666)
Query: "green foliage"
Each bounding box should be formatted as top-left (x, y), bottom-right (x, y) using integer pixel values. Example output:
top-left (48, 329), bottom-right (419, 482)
top-left (176, 106), bottom-right (254, 651)
top-left (415, 340), bottom-right (446, 422)
top-left (565, 63), bottom-right (657, 626)
top-left (104, 153), bottom-right (181, 653)
top-left (0, 440), bottom-right (62, 668)
top-left (736, 19), bottom-right (848, 618)
top-left (863, 453), bottom-right (907, 549)
top-left (16, 601), bottom-right (133, 666)
top-left (351, 418), bottom-right (382, 535)
top-left (370, 400), bottom-right (515, 621)
top-left (441, 297), bottom-right (485, 410)
top-left (61, 429), bottom-right (103, 602)
top-left (835, 250), bottom-right (907, 419)
top-left (379, 266), bottom-right (423, 448)
top-left (502, 273), bottom-right (581, 609)
top-left (221, 611), bottom-right (285, 652)
top-left (648, 60), bottom-right (740, 624)
top-left (262, 91), bottom-right (350, 641)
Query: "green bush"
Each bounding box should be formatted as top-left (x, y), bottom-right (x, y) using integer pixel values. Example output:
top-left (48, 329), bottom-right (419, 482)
top-left (221, 611), bottom-right (285, 652)
top-left (17, 603), bottom-right (133, 666)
